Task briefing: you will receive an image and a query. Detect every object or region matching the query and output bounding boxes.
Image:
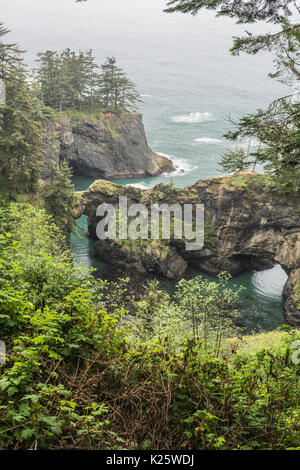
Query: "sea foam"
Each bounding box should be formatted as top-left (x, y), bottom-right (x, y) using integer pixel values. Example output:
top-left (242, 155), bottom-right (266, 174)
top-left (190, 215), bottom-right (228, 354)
top-left (195, 137), bottom-right (223, 144)
top-left (171, 112), bottom-right (216, 123)
top-left (158, 152), bottom-right (198, 176)
top-left (125, 183), bottom-right (149, 189)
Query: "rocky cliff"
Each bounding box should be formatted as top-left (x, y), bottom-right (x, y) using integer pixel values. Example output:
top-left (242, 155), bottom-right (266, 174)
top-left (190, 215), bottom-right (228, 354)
top-left (77, 173), bottom-right (300, 326)
top-left (43, 112), bottom-right (174, 179)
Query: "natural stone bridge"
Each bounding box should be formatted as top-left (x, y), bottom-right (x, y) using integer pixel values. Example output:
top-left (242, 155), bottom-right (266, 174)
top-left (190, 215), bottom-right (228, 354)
top-left (76, 174), bottom-right (300, 327)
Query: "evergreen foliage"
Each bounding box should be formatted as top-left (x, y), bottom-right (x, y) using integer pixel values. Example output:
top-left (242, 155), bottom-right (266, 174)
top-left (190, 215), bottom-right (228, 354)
top-left (0, 23), bottom-right (44, 196)
top-left (34, 51), bottom-right (141, 113)
top-left (219, 147), bottom-right (251, 173)
top-left (43, 161), bottom-right (77, 235)
top-left (165, 0), bottom-right (294, 23)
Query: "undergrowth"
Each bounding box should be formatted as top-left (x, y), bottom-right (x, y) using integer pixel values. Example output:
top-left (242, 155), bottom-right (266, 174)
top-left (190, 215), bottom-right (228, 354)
top-left (0, 202), bottom-right (299, 450)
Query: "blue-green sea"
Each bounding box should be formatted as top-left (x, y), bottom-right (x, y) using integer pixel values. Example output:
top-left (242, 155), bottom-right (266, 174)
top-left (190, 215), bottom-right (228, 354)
top-left (71, 175), bottom-right (288, 333)
top-left (4, 0), bottom-right (293, 331)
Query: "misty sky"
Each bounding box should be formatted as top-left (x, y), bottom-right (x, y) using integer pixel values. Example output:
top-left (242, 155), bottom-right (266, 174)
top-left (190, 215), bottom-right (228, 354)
top-left (1, 0), bottom-right (284, 66)
top-left (1, 0), bottom-right (291, 128)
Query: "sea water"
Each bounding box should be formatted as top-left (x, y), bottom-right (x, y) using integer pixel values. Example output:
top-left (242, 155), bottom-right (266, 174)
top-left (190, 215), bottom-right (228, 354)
top-left (4, 0), bottom-right (292, 330)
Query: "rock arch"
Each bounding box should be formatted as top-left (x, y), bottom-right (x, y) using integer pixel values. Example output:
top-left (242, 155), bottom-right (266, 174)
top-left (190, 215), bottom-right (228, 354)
top-left (77, 174), bottom-right (300, 326)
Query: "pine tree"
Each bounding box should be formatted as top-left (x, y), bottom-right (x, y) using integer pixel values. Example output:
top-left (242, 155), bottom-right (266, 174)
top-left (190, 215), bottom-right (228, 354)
top-left (0, 23), bottom-right (43, 196)
top-left (98, 57), bottom-right (120, 109)
top-left (164, 1), bottom-right (294, 23)
top-left (118, 75), bottom-right (142, 111)
top-left (99, 57), bottom-right (141, 112)
top-left (35, 50), bottom-right (64, 110)
top-left (43, 161), bottom-right (77, 235)
top-left (219, 147), bottom-right (251, 174)
top-left (83, 49), bottom-right (99, 113)
top-left (60, 48), bottom-right (87, 110)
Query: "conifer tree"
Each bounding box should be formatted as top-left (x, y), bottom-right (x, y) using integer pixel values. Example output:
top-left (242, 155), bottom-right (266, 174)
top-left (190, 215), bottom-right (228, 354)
top-left (35, 52), bottom-right (141, 113)
top-left (98, 56), bottom-right (121, 109)
top-left (118, 75), bottom-right (142, 111)
top-left (35, 50), bottom-right (64, 110)
top-left (0, 23), bottom-right (43, 196)
top-left (219, 147), bottom-right (251, 173)
top-left (60, 48), bottom-right (87, 110)
top-left (99, 56), bottom-right (141, 111)
top-left (83, 49), bottom-right (99, 113)
top-left (43, 161), bottom-right (77, 235)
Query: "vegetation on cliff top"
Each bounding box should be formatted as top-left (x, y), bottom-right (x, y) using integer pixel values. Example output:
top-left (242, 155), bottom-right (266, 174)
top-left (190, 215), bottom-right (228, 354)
top-left (0, 23), bottom-right (142, 198)
top-left (34, 52), bottom-right (141, 114)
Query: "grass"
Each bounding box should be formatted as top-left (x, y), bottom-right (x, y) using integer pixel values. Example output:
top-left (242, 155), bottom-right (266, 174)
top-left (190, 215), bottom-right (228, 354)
top-left (225, 330), bottom-right (288, 354)
top-left (53, 107), bottom-right (107, 123)
top-left (53, 107), bottom-right (132, 123)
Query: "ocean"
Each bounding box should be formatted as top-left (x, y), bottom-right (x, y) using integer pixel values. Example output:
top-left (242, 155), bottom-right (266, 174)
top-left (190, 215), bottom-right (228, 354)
top-left (2, 0), bottom-right (292, 331)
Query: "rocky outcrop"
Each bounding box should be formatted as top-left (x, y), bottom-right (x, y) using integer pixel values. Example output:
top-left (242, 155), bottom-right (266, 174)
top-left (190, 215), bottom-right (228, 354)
top-left (43, 112), bottom-right (174, 179)
top-left (94, 239), bottom-right (188, 280)
top-left (283, 269), bottom-right (300, 327)
top-left (77, 173), bottom-right (300, 326)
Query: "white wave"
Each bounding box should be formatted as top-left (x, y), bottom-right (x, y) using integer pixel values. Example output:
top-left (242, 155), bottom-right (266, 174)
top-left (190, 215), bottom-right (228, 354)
top-left (158, 152), bottom-right (198, 176)
top-left (141, 94), bottom-right (152, 98)
top-left (195, 137), bottom-right (223, 144)
top-left (171, 112), bottom-right (216, 123)
top-left (125, 183), bottom-right (149, 189)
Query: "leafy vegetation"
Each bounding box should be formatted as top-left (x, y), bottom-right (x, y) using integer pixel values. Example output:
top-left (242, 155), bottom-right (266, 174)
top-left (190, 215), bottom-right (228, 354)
top-left (0, 1), bottom-right (299, 452)
top-left (0, 204), bottom-right (299, 450)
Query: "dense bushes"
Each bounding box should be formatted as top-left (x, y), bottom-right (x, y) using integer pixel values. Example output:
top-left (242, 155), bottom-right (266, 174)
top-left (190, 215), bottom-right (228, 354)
top-left (0, 203), bottom-right (299, 450)
top-left (0, 229), bottom-right (126, 449)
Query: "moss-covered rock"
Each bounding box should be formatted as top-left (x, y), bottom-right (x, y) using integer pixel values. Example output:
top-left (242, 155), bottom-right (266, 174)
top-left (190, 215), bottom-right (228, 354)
top-left (94, 239), bottom-right (188, 280)
top-left (77, 173), bottom-right (300, 325)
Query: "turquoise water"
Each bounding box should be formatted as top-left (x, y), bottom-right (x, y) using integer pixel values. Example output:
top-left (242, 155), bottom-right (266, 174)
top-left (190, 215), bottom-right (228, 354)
top-left (4, 0), bottom-right (291, 330)
top-left (72, 175), bottom-right (287, 332)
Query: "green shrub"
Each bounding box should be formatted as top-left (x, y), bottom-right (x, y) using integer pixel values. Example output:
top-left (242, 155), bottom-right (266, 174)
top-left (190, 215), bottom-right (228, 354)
top-left (0, 203), bottom-right (299, 450)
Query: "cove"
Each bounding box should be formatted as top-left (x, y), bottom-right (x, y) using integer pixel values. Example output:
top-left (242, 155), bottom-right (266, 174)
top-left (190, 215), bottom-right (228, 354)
top-left (71, 175), bottom-right (288, 334)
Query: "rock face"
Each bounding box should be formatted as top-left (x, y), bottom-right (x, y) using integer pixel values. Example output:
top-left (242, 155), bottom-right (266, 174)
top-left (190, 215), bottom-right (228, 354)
top-left (78, 174), bottom-right (300, 326)
top-left (43, 112), bottom-right (174, 180)
top-left (94, 239), bottom-right (188, 280)
top-left (283, 269), bottom-right (300, 327)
